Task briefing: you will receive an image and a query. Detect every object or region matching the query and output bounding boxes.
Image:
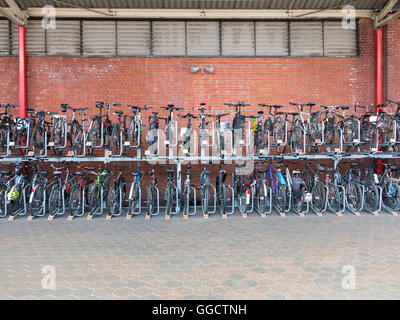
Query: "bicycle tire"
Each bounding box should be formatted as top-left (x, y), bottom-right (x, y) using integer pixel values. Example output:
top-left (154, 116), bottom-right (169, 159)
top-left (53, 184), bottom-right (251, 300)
top-left (108, 186), bottom-right (119, 216)
top-left (48, 185), bottom-right (62, 216)
top-left (109, 126), bottom-right (121, 155)
top-left (345, 181), bottom-right (363, 212)
top-left (69, 184), bottom-right (82, 216)
top-left (363, 181), bottom-right (380, 212)
top-left (327, 183), bottom-right (342, 212)
top-left (312, 182), bottom-right (326, 212)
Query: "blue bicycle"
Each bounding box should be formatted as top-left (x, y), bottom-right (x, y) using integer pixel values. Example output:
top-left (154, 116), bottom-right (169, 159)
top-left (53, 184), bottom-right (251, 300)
top-left (266, 161), bottom-right (289, 212)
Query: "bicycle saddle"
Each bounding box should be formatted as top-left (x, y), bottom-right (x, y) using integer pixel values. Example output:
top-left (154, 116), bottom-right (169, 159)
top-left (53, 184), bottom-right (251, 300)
top-left (349, 162), bottom-right (359, 167)
top-left (128, 105), bottom-right (139, 109)
top-left (38, 171), bottom-right (48, 175)
top-left (292, 170), bottom-right (301, 174)
top-left (307, 102), bottom-right (316, 107)
top-left (131, 171), bottom-right (141, 176)
top-left (339, 106), bottom-right (350, 110)
top-left (0, 170), bottom-right (12, 175)
top-left (287, 112), bottom-right (299, 116)
top-left (53, 171), bottom-right (62, 175)
top-left (27, 108), bottom-right (35, 114)
top-left (74, 172), bottom-right (83, 176)
top-left (272, 105), bottom-right (283, 108)
top-left (114, 110), bottom-right (124, 116)
top-left (95, 103), bottom-right (104, 109)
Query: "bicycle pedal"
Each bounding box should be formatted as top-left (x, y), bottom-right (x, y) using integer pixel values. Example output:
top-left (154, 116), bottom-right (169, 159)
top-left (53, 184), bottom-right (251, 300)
top-left (106, 151), bottom-right (112, 156)
top-left (165, 215), bottom-right (171, 220)
top-left (67, 215), bottom-right (74, 220)
top-left (242, 213), bottom-right (247, 218)
top-left (106, 215), bottom-right (112, 220)
top-left (145, 215), bottom-right (151, 220)
top-left (67, 151), bottom-right (74, 156)
top-left (183, 215), bottom-right (189, 219)
top-left (126, 215), bottom-right (132, 220)
top-left (354, 211), bottom-right (361, 216)
top-left (261, 213), bottom-right (266, 218)
top-left (336, 212), bottom-right (342, 216)
top-left (27, 216), bottom-right (34, 221)
top-left (299, 213), bottom-right (305, 217)
top-left (372, 211), bottom-right (379, 216)
top-left (280, 213), bottom-right (285, 217)
top-left (222, 214), bottom-right (228, 219)
top-left (27, 151), bottom-right (34, 156)
top-left (48, 216), bottom-right (54, 221)
top-left (87, 215), bottom-right (93, 220)
top-left (203, 214), bottom-right (209, 219)
top-left (8, 216), bottom-right (14, 221)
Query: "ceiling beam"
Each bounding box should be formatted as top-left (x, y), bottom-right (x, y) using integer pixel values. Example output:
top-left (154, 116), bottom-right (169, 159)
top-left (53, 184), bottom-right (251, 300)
top-left (376, 10), bottom-right (400, 27)
top-left (24, 8), bottom-right (374, 19)
top-left (378, 0), bottom-right (398, 21)
top-left (0, 7), bottom-right (24, 25)
top-left (5, 0), bottom-right (24, 19)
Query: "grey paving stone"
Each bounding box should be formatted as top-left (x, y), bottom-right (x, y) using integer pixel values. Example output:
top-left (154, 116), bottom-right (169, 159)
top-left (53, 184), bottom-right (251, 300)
top-left (1, 214), bottom-right (400, 299)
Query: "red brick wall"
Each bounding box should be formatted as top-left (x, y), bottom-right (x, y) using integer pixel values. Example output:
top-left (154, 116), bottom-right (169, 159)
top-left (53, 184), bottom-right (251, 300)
top-left (384, 18), bottom-right (400, 103)
top-left (0, 19), bottom-right (376, 116)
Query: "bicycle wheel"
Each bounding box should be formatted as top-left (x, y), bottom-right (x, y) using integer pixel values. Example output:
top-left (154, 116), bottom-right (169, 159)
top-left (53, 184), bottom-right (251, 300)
top-left (308, 115), bottom-right (322, 144)
top-left (88, 183), bottom-right (101, 213)
top-left (218, 184), bottom-right (227, 214)
top-left (71, 121), bottom-right (84, 155)
top-left (86, 118), bottom-right (101, 155)
top-left (108, 186), bottom-right (119, 216)
top-left (342, 119), bottom-right (357, 144)
top-left (291, 122), bottom-right (304, 151)
top-left (128, 183), bottom-right (140, 215)
top-left (48, 185), bottom-right (62, 216)
top-left (327, 184), bottom-right (342, 212)
top-left (382, 180), bottom-right (398, 211)
top-left (31, 126), bottom-right (45, 149)
top-left (29, 184), bottom-right (45, 215)
top-left (311, 182), bottom-right (326, 212)
top-left (363, 182), bottom-right (380, 212)
top-left (273, 116), bottom-right (283, 143)
top-left (257, 184), bottom-right (269, 213)
top-left (345, 181), bottom-right (362, 212)
top-left (0, 184), bottom-right (7, 216)
top-left (69, 184), bottom-right (82, 215)
top-left (109, 126), bottom-right (121, 155)
top-left (275, 183), bottom-right (287, 210)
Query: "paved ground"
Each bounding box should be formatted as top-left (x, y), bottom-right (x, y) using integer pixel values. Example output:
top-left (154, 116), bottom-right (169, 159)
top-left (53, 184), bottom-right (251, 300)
top-left (1, 212), bottom-right (400, 300)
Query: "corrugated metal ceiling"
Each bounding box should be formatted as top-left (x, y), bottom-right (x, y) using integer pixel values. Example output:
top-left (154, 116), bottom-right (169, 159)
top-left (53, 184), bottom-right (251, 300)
top-left (0, 0), bottom-right (399, 10)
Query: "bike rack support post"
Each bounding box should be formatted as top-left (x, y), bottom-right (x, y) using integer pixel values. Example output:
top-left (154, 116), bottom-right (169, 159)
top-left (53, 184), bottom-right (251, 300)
top-left (188, 186), bottom-right (197, 216)
top-left (203, 184), bottom-right (217, 216)
top-left (176, 162), bottom-right (181, 213)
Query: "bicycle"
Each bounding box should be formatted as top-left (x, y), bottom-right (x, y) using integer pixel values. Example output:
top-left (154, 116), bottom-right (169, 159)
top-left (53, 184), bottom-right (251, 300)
top-left (27, 162), bottom-right (48, 219)
top-left (127, 164), bottom-right (143, 219)
top-left (164, 166), bottom-right (178, 219)
top-left (108, 165), bottom-right (127, 218)
top-left (146, 166), bottom-right (159, 218)
top-left (47, 162), bottom-right (73, 219)
top-left (179, 113), bottom-right (200, 156)
top-left (181, 165), bottom-right (197, 218)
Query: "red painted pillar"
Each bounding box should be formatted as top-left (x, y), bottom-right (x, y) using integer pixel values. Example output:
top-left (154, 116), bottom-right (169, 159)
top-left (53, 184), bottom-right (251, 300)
top-left (375, 28), bottom-right (383, 107)
top-left (375, 28), bottom-right (383, 171)
top-left (18, 25), bottom-right (27, 118)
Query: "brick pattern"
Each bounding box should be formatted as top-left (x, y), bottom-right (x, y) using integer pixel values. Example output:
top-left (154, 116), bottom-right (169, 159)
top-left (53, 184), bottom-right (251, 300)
top-left (384, 18), bottom-right (400, 104)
